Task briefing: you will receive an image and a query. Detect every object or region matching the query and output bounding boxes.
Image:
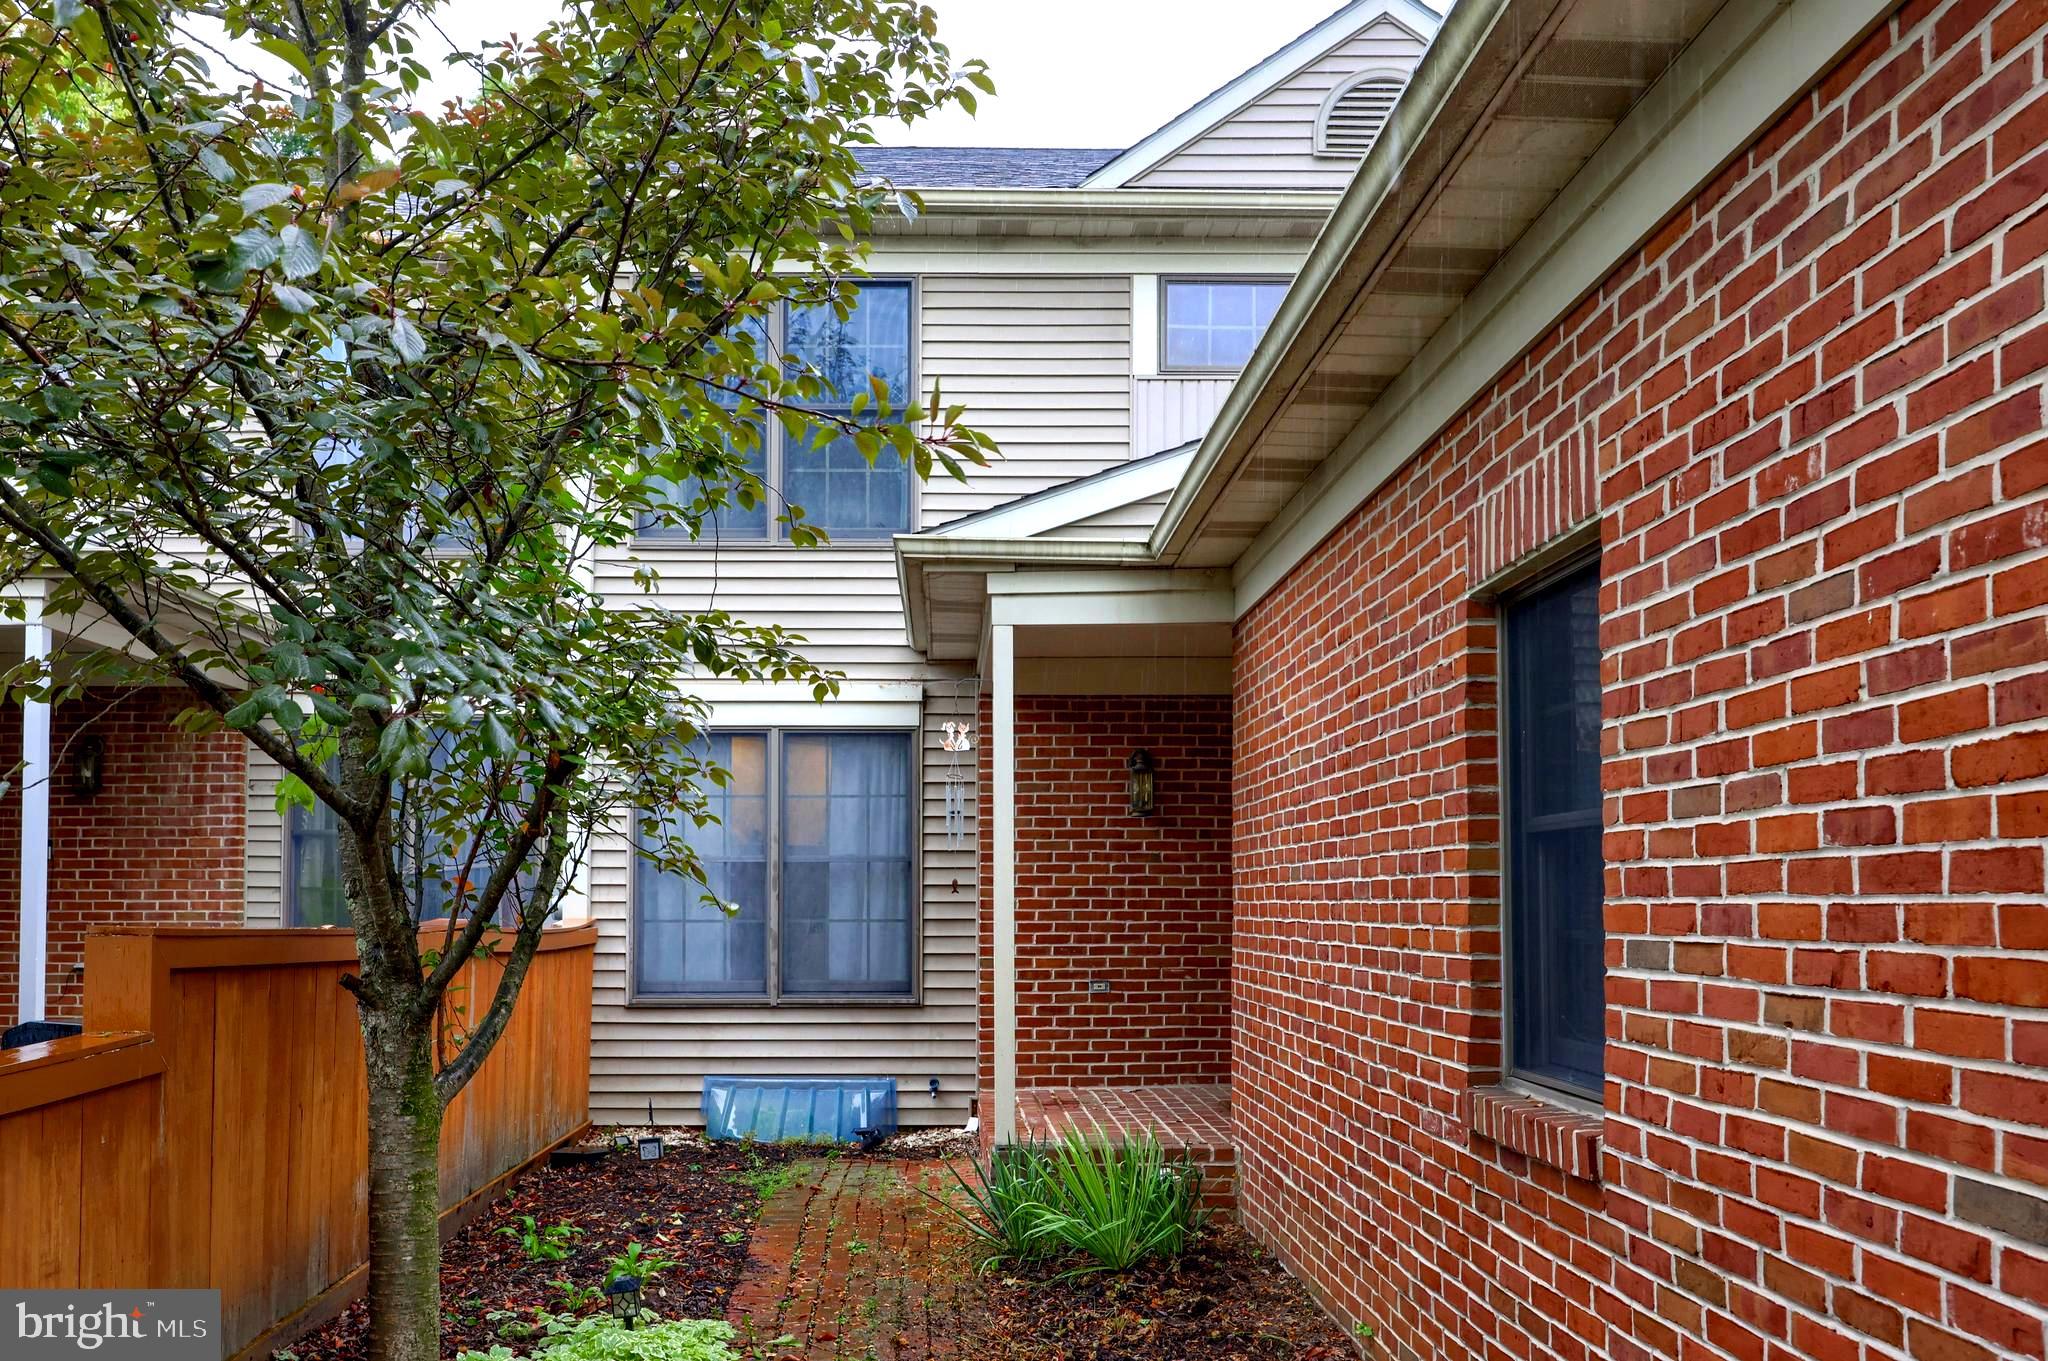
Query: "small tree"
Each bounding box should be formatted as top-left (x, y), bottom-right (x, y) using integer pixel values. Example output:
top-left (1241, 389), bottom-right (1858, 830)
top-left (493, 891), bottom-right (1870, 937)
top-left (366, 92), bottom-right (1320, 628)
top-left (0, 2), bottom-right (989, 1358)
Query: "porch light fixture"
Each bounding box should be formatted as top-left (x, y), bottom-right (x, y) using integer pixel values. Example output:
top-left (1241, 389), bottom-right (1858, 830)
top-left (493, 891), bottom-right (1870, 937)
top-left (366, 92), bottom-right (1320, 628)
top-left (72, 733), bottom-right (104, 800)
top-left (1125, 749), bottom-right (1157, 818)
top-left (604, 1274), bottom-right (644, 1329)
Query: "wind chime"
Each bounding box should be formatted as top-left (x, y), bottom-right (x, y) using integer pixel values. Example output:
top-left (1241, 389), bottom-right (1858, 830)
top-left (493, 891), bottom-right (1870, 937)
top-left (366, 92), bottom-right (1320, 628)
top-left (941, 675), bottom-right (978, 850)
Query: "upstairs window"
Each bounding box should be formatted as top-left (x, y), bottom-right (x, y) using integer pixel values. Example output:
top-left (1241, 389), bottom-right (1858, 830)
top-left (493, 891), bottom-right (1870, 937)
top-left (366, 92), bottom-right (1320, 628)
top-left (639, 280), bottom-right (914, 543)
top-left (1502, 557), bottom-right (1606, 1100)
top-left (1161, 278), bottom-right (1289, 372)
top-left (1316, 73), bottom-right (1406, 156)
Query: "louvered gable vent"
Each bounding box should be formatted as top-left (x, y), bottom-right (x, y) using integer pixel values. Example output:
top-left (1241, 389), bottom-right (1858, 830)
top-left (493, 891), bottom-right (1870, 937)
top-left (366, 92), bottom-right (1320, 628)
top-left (1317, 75), bottom-right (1404, 156)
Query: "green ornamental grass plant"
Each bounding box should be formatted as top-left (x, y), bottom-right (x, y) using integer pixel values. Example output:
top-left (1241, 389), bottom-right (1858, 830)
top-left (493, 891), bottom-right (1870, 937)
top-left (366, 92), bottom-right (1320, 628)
top-left (936, 1128), bottom-right (1206, 1276)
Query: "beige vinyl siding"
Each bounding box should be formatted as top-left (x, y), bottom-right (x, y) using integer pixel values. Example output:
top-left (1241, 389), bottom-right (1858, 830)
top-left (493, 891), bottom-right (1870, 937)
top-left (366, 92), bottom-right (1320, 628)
top-left (917, 275), bottom-right (1133, 526)
top-left (1132, 376), bottom-right (1237, 458)
top-left (1128, 19), bottom-right (1428, 191)
top-left (594, 544), bottom-right (922, 679)
top-left (586, 678), bottom-right (978, 1128)
top-left (245, 747), bottom-right (285, 927)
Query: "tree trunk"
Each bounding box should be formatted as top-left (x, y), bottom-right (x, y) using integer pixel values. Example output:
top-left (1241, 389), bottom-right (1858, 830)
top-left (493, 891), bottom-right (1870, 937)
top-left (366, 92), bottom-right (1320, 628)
top-left (362, 1004), bottom-right (443, 1361)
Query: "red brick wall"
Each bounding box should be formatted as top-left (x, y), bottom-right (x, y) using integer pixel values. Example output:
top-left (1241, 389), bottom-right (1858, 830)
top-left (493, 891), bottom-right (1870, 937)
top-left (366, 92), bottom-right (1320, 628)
top-left (0, 688), bottom-right (246, 1023)
top-left (979, 694), bottom-right (1233, 1106)
top-left (1233, 2), bottom-right (2048, 1358)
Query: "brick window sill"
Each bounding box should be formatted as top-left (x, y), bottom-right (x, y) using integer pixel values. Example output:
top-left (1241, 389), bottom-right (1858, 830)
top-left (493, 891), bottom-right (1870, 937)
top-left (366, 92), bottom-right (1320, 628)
top-left (1464, 1085), bottom-right (1603, 1181)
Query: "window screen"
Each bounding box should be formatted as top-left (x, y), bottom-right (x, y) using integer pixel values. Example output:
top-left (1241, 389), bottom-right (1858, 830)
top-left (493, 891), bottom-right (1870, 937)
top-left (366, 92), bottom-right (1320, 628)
top-left (635, 732), bottom-right (771, 996)
top-left (784, 283), bottom-right (913, 539)
top-left (1162, 279), bottom-right (1288, 371)
top-left (780, 733), bottom-right (914, 995)
top-left (1504, 559), bottom-right (1606, 1097)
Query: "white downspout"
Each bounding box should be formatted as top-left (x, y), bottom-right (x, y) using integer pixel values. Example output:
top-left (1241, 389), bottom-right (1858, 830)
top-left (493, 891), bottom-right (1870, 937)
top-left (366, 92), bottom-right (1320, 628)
top-left (18, 598), bottom-right (49, 1025)
top-left (991, 622), bottom-right (1017, 1144)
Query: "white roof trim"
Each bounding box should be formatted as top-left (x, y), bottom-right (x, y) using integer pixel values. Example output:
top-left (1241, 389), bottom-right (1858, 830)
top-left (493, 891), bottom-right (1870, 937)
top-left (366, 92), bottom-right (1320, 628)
top-left (927, 447), bottom-right (1195, 542)
top-left (1080, 0), bottom-right (1444, 191)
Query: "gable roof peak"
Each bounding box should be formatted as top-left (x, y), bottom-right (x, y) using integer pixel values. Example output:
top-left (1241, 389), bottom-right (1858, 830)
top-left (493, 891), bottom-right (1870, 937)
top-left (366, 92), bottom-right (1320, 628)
top-left (1080, 0), bottom-right (1445, 190)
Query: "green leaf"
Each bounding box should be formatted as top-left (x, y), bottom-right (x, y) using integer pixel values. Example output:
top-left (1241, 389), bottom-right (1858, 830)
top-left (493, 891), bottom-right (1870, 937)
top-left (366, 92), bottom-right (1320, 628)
top-left (240, 182), bottom-right (293, 213)
top-left (390, 315), bottom-right (426, 363)
top-left (270, 284), bottom-right (316, 314)
top-left (255, 36), bottom-right (314, 80)
top-left (278, 225), bottom-right (321, 279)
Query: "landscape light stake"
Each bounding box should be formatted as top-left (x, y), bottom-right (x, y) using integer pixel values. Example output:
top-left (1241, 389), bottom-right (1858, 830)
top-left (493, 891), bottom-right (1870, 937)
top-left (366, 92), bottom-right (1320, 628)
top-left (605, 1275), bottom-right (643, 1330)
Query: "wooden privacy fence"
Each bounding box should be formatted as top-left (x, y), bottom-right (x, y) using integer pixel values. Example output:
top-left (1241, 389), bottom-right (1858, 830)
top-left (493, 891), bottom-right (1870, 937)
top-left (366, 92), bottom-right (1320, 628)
top-left (0, 923), bottom-right (595, 1357)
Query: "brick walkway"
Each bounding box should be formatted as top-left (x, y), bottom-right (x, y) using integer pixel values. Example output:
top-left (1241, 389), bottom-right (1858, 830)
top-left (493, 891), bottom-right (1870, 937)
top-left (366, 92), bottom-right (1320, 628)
top-left (727, 1159), bottom-right (979, 1360)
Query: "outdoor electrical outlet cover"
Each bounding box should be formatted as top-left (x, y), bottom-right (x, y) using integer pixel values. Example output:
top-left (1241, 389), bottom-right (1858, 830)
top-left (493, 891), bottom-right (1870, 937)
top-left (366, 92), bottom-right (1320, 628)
top-left (1088, 979), bottom-right (1111, 994)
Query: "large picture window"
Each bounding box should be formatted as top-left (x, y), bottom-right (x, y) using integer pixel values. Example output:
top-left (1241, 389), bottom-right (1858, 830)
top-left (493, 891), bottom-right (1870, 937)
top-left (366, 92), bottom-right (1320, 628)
top-left (634, 730), bottom-right (916, 1001)
top-left (1502, 557), bottom-right (1606, 1099)
top-left (1161, 277), bottom-right (1289, 371)
top-left (639, 280), bottom-right (914, 543)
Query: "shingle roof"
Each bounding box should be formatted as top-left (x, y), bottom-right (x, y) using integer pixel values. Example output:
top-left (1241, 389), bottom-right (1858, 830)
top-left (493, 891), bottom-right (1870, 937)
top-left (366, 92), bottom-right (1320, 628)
top-left (853, 146), bottom-right (1121, 189)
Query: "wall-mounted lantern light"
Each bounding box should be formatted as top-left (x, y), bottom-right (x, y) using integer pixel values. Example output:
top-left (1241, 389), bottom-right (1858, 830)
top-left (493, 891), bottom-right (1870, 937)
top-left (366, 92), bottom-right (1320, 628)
top-left (72, 733), bottom-right (105, 800)
top-left (1125, 749), bottom-right (1157, 818)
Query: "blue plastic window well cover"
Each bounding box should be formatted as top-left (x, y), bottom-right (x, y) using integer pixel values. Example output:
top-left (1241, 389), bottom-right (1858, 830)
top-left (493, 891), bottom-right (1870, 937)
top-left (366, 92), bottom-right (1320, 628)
top-left (701, 1076), bottom-right (899, 1142)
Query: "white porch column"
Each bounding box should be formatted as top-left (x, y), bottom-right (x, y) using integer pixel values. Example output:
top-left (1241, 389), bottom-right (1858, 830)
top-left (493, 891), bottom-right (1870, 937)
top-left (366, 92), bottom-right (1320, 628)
top-left (18, 599), bottom-right (49, 1025)
top-left (991, 622), bottom-right (1017, 1144)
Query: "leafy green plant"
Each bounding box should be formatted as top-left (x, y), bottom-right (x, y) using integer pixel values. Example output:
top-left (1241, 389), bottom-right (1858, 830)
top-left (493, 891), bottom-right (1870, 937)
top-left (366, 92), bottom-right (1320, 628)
top-left (930, 1140), bottom-right (1068, 1269)
top-left (604, 1241), bottom-right (680, 1289)
top-left (551, 1279), bottom-right (605, 1312)
top-left (931, 1131), bottom-right (1204, 1276)
top-left (498, 1215), bottom-right (584, 1263)
top-left (488, 1307), bottom-right (583, 1341)
top-left (731, 1157), bottom-right (804, 1204)
top-left (534, 1316), bottom-right (736, 1361)
top-left (1024, 1129), bottom-right (1206, 1275)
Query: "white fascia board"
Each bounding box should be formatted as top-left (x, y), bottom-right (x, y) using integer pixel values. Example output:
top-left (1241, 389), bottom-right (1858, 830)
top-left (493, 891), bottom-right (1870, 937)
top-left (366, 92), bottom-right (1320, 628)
top-left (1081, 0), bottom-right (1444, 190)
top-left (1230, 0), bottom-right (1896, 613)
top-left (987, 569), bottom-right (1234, 629)
top-left (929, 448), bottom-right (1195, 542)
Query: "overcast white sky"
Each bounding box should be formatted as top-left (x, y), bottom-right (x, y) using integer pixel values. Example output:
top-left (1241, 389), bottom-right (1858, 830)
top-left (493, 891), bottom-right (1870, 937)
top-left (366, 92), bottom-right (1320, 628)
top-left (199, 1), bottom-right (1385, 150)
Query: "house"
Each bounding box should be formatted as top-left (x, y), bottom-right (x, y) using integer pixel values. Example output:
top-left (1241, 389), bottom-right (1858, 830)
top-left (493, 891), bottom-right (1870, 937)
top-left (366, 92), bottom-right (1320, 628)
top-left (218, 0), bottom-right (1446, 1130)
top-left (911, 0), bottom-right (2048, 1355)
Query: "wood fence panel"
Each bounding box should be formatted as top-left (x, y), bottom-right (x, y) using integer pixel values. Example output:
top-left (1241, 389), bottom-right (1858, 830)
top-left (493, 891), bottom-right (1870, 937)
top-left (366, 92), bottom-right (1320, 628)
top-left (0, 922), bottom-right (600, 1355)
top-left (0, 1033), bottom-right (167, 1288)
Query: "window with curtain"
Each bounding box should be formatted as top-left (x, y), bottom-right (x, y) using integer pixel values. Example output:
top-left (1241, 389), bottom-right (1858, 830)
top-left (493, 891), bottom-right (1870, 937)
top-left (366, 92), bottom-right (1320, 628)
top-left (286, 778), bottom-right (348, 927)
top-left (1161, 278), bottom-right (1289, 371)
top-left (1503, 557), bottom-right (1606, 1099)
top-left (633, 729), bottom-right (915, 1000)
top-left (637, 281), bottom-right (913, 543)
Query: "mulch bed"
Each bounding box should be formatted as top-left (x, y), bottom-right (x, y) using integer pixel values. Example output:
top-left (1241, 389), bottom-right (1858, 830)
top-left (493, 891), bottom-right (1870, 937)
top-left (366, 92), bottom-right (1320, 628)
top-left (960, 1220), bottom-right (1360, 1361)
top-left (283, 1134), bottom-right (812, 1361)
